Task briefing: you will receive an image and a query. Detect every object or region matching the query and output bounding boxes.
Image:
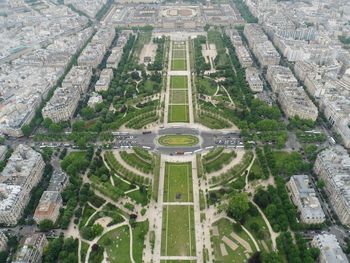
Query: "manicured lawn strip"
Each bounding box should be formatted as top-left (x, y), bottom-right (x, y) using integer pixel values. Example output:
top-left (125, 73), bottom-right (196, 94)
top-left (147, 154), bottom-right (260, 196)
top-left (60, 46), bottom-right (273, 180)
top-left (161, 205), bottom-right (196, 256)
top-left (203, 147), bottom-right (224, 162)
top-left (133, 146), bottom-right (153, 162)
top-left (163, 162), bottom-right (193, 203)
top-left (152, 154), bottom-right (161, 201)
top-left (197, 111), bottom-right (231, 129)
top-left (104, 151), bottom-right (151, 185)
top-left (173, 42), bottom-right (186, 49)
top-left (98, 226), bottom-right (131, 263)
top-left (203, 151), bottom-right (237, 173)
top-left (210, 151), bottom-right (254, 186)
top-left (172, 49), bottom-right (186, 59)
top-left (161, 261), bottom-right (196, 263)
top-left (170, 90), bottom-right (188, 104)
top-left (211, 218), bottom-right (255, 263)
top-left (126, 110), bottom-right (158, 129)
top-left (79, 204), bottom-right (96, 229)
top-left (172, 59), bottom-right (187, 71)
top-left (158, 135), bottom-right (199, 147)
top-left (168, 105), bottom-right (189, 123)
top-left (132, 220), bottom-right (149, 262)
top-left (120, 151), bottom-right (153, 174)
top-left (170, 76), bottom-right (188, 90)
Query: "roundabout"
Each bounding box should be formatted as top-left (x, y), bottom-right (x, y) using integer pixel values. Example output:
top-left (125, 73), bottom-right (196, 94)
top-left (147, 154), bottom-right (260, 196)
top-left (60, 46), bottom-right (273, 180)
top-left (157, 134), bottom-right (200, 147)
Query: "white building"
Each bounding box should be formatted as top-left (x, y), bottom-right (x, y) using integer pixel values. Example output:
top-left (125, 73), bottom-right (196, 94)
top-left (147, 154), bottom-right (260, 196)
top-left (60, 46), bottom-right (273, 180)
top-left (95, 68), bottom-right (114, 92)
top-left (13, 234), bottom-right (48, 263)
top-left (245, 67), bottom-right (263, 93)
top-left (278, 86), bottom-right (318, 121)
top-left (287, 175), bottom-right (325, 224)
top-left (87, 92), bottom-right (103, 108)
top-left (266, 65), bottom-right (298, 93)
top-left (312, 234), bottom-right (348, 263)
top-left (0, 230), bottom-right (7, 252)
top-left (0, 145), bottom-right (44, 225)
top-left (314, 146), bottom-right (350, 225)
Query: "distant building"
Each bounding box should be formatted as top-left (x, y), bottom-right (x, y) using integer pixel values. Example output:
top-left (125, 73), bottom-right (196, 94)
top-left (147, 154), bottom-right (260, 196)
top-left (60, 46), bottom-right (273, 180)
top-left (0, 145), bottom-right (7, 161)
top-left (33, 191), bottom-right (62, 224)
top-left (312, 234), bottom-right (348, 263)
top-left (13, 233), bottom-right (48, 263)
top-left (266, 65), bottom-right (298, 93)
top-left (287, 175), bottom-right (325, 224)
top-left (314, 146), bottom-right (350, 225)
top-left (0, 231), bottom-right (7, 252)
top-left (245, 67), bottom-right (263, 93)
top-left (47, 170), bottom-right (68, 192)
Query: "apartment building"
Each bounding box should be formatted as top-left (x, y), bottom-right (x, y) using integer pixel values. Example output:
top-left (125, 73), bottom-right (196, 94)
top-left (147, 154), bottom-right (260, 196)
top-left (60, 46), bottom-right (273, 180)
top-left (287, 175), bottom-right (325, 224)
top-left (314, 146), bottom-right (350, 225)
top-left (0, 146), bottom-right (7, 161)
top-left (33, 191), bottom-right (62, 224)
top-left (0, 145), bottom-right (44, 225)
top-left (62, 66), bottom-right (92, 94)
top-left (278, 86), bottom-right (318, 121)
top-left (236, 45), bottom-right (253, 68)
top-left (13, 234), bottom-right (48, 263)
top-left (312, 234), bottom-right (348, 263)
top-left (42, 86), bottom-right (80, 122)
top-left (95, 68), bottom-right (114, 92)
top-left (245, 67), bottom-right (263, 93)
top-left (266, 65), bottom-right (298, 93)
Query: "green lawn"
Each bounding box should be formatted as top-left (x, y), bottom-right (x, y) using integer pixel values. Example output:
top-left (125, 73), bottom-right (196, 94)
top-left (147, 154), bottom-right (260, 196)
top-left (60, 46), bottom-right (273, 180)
top-left (158, 135), bottom-right (199, 147)
top-left (170, 90), bottom-right (188, 104)
top-left (99, 226), bottom-right (131, 263)
top-left (163, 162), bottom-right (193, 202)
top-left (211, 218), bottom-right (256, 263)
top-left (173, 49), bottom-right (186, 59)
top-left (161, 205), bottom-right (196, 256)
top-left (197, 78), bottom-right (217, 96)
top-left (168, 105), bottom-right (189, 123)
top-left (172, 59), bottom-right (187, 71)
top-left (170, 76), bottom-right (188, 90)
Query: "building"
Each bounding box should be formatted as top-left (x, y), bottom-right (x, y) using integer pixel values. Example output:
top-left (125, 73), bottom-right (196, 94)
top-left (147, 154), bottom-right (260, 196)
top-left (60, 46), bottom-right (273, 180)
top-left (236, 45), bottom-right (253, 68)
top-left (87, 92), bottom-right (103, 108)
top-left (266, 65), bottom-right (298, 93)
top-left (13, 234), bottom-right (48, 263)
top-left (278, 86), bottom-right (318, 121)
top-left (61, 66), bottom-right (92, 94)
top-left (0, 145), bottom-right (7, 161)
top-left (312, 234), bottom-right (348, 263)
top-left (287, 175), bottom-right (325, 224)
top-left (314, 146), bottom-right (350, 225)
top-left (95, 68), bottom-right (114, 92)
top-left (0, 145), bottom-right (44, 225)
top-left (0, 231), bottom-right (7, 252)
top-left (42, 86), bottom-right (80, 122)
top-left (47, 170), bottom-right (68, 192)
top-left (33, 191), bottom-right (62, 224)
top-left (245, 67), bottom-right (263, 93)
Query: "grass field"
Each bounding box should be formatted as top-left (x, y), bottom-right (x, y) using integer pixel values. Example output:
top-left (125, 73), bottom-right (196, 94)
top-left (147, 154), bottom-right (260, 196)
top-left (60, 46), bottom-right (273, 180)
top-left (163, 162), bottom-right (193, 202)
top-left (170, 90), bottom-right (188, 104)
top-left (168, 105), bottom-right (189, 123)
top-left (173, 49), bottom-right (186, 59)
top-left (161, 205), bottom-right (196, 256)
top-left (158, 135), bottom-right (199, 147)
top-left (172, 59), bottom-right (187, 71)
top-left (170, 76), bottom-right (188, 90)
top-left (211, 218), bottom-right (256, 262)
top-left (99, 226), bottom-right (131, 263)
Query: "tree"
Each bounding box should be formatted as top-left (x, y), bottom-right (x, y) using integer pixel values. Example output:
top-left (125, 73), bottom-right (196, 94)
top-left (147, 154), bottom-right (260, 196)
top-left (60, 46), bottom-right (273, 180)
top-left (38, 219), bottom-right (54, 232)
top-left (21, 125), bottom-right (32, 137)
top-left (260, 251), bottom-right (283, 263)
top-left (316, 179), bottom-right (325, 189)
top-left (227, 193), bottom-right (250, 221)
